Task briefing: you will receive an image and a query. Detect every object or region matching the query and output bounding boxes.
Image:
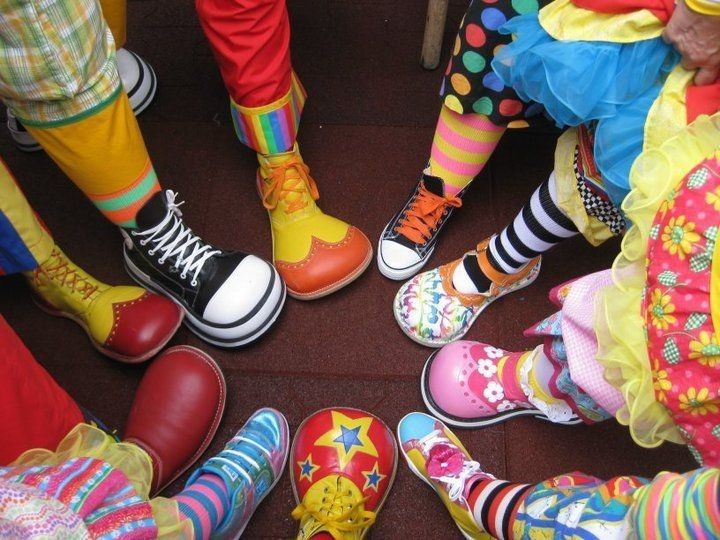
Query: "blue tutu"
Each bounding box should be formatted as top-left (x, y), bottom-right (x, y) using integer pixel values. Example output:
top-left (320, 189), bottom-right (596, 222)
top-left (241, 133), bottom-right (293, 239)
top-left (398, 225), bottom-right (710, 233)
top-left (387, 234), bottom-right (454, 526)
top-left (491, 14), bottom-right (679, 206)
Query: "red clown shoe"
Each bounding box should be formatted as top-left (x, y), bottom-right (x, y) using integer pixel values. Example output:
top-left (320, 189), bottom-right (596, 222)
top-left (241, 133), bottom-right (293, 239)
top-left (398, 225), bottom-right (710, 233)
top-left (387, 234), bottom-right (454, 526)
top-left (290, 408), bottom-right (397, 539)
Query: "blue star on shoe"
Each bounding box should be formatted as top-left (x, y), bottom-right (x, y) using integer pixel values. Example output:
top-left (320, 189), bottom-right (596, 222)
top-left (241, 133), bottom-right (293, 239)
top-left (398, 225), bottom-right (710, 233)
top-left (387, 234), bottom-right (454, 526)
top-left (298, 454), bottom-right (320, 481)
top-left (335, 425), bottom-right (362, 452)
top-left (362, 463), bottom-right (386, 492)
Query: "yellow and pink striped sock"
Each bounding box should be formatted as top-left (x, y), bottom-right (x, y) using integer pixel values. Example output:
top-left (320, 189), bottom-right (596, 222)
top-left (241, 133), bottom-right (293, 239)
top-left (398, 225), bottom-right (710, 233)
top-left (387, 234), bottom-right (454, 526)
top-left (428, 105), bottom-right (504, 196)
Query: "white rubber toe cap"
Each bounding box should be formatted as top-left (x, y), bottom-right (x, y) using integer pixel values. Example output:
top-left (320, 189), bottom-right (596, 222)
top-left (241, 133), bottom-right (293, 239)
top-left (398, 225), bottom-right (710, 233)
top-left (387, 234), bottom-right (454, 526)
top-left (377, 238), bottom-right (428, 280)
top-left (202, 255), bottom-right (274, 325)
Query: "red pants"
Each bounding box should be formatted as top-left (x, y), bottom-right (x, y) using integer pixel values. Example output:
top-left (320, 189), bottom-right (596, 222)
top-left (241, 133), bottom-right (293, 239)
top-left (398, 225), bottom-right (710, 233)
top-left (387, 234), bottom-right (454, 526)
top-left (196, 0), bottom-right (293, 107)
top-left (0, 316), bottom-right (83, 464)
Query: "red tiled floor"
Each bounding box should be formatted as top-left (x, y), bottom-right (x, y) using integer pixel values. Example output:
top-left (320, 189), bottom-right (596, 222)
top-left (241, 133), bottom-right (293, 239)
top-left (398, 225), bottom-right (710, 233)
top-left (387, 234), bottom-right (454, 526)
top-left (0, 1), bottom-right (695, 538)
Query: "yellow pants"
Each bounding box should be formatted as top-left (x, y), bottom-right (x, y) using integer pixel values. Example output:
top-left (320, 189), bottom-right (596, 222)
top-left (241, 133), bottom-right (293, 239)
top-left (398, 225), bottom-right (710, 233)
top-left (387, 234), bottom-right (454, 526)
top-left (100, 0), bottom-right (127, 49)
top-left (0, 0), bottom-right (160, 229)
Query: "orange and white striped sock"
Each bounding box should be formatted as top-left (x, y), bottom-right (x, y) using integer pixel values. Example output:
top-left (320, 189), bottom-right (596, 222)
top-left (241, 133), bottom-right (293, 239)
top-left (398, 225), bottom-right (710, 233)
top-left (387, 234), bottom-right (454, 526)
top-left (428, 105), bottom-right (504, 196)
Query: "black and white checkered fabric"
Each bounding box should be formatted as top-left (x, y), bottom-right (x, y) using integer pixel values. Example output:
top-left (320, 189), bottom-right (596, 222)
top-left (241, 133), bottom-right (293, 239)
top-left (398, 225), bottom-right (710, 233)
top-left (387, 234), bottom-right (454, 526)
top-left (573, 148), bottom-right (625, 236)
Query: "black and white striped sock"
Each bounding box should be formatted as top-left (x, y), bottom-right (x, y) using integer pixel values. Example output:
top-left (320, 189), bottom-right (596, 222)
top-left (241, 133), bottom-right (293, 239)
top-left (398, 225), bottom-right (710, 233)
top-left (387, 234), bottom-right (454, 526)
top-left (488, 172), bottom-right (578, 274)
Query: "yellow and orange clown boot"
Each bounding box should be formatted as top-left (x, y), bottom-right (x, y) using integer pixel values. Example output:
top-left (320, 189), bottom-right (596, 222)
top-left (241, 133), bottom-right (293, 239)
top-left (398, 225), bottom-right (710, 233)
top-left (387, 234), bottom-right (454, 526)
top-left (25, 246), bottom-right (183, 363)
top-left (290, 407), bottom-right (397, 539)
top-left (257, 146), bottom-right (373, 300)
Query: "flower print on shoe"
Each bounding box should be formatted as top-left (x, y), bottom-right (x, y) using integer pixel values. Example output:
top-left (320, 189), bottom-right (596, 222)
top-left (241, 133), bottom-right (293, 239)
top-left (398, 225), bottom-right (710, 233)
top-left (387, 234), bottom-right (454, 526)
top-left (420, 340), bottom-right (580, 428)
top-left (393, 239), bottom-right (541, 347)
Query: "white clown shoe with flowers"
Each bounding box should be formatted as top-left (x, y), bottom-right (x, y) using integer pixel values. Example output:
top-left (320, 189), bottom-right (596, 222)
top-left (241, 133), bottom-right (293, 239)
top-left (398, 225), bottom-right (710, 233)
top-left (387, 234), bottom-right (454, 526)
top-left (393, 239), bottom-right (541, 347)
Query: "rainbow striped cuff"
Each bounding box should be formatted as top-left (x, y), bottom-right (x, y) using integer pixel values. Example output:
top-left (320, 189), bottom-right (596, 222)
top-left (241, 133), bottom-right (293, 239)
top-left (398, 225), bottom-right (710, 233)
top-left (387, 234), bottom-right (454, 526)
top-left (89, 159), bottom-right (160, 228)
top-left (231, 72), bottom-right (307, 155)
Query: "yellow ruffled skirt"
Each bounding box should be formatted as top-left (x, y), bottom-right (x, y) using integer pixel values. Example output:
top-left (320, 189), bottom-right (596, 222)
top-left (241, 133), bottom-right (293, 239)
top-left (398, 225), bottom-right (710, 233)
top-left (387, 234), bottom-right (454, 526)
top-left (595, 113), bottom-right (720, 449)
top-left (12, 423), bottom-right (193, 538)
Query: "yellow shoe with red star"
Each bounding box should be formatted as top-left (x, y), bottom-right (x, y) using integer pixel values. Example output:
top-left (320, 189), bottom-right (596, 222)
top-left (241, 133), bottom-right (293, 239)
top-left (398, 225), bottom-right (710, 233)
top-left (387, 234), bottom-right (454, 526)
top-left (290, 407), bottom-right (397, 539)
top-left (257, 144), bottom-right (373, 300)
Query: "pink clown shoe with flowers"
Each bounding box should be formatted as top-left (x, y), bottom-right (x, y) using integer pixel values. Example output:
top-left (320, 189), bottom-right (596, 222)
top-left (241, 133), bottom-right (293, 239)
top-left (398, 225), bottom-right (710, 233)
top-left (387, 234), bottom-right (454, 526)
top-left (421, 340), bottom-right (581, 428)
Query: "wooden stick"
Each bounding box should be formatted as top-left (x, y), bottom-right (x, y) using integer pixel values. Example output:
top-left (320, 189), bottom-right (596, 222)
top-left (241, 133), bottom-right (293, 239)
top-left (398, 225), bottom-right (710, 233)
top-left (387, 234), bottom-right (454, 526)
top-left (421, 0), bottom-right (449, 70)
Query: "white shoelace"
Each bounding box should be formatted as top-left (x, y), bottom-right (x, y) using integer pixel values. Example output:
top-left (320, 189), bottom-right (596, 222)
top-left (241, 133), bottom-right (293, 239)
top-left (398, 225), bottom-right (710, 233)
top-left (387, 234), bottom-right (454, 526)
top-left (419, 430), bottom-right (482, 502)
top-left (131, 190), bottom-right (220, 286)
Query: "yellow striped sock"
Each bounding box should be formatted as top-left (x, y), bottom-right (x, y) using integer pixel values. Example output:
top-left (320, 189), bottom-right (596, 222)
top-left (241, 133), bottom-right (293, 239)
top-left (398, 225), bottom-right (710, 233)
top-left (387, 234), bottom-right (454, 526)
top-left (429, 105), bottom-right (504, 194)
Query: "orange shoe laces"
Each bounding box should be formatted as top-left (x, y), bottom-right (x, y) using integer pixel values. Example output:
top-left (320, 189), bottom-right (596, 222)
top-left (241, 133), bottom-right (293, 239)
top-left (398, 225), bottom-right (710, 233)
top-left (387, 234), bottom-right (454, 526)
top-left (261, 158), bottom-right (320, 213)
top-left (395, 183), bottom-right (461, 245)
top-left (31, 248), bottom-right (99, 300)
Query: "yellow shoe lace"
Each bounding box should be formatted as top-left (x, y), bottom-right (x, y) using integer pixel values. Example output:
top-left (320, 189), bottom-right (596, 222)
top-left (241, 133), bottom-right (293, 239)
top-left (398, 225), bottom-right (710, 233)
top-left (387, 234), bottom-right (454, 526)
top-left (261, 158), bottom-right (320, 213)
top-left (291, 477), bottom-right (376, 539)
top-left (30, 248), bottom-right (100, 301)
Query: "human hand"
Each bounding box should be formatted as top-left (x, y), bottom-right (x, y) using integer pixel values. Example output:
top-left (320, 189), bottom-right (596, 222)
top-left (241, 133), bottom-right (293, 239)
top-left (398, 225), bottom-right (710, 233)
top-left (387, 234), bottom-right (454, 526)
top-left (663, 0), bottom-right (720, 85)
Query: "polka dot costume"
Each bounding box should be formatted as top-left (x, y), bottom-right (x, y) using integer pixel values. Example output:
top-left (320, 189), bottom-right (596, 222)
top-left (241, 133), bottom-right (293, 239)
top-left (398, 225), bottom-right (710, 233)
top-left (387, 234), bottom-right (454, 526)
top-left (440, 0), bottom-right (550, 126)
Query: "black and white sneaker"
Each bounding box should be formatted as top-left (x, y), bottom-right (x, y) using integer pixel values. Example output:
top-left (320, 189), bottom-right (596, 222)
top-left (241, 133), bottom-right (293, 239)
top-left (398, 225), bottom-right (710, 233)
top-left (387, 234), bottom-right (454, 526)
top-left (6, 48), bottom-right (157, 152)
top-left (116, 48), bottom-right (157, 116)
top-left (122, 190), bottom-right (286, 348)
top-left (377, 172), bottom-right (464, 280)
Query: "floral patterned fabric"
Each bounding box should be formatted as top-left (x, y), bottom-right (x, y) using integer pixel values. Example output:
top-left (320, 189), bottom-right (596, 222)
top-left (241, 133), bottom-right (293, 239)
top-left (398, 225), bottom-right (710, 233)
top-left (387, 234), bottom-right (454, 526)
top-left (644, 155), bottom-right (720, 466)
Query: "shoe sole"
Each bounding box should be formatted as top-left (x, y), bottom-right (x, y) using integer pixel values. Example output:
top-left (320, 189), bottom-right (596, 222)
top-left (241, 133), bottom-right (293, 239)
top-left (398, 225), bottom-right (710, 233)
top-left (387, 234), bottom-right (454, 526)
top-left (376, 235), bottom-right (433, 281)
top-left (289, 407), bottom-right (399, 539)
top-left (392, 258), bottom-right (542, 348)
top-left (12, 137), bottom-right (42, 153)
top-left (287, 244), bottom-right (373, 300)
top-left (395, 413), bottom-right (475, 540)
top-left (420, 350), bottom-right (583, 428)
top-left (124, 252), bottom-right (286, 348)
top-left (31, 295), bottom-right (183, 364)
top-left (144, 345), bottom-right (227, 496)
top-left (125, 50), bottom-right (157, 117)
top-left (229, 408), bottom-right (290, 540)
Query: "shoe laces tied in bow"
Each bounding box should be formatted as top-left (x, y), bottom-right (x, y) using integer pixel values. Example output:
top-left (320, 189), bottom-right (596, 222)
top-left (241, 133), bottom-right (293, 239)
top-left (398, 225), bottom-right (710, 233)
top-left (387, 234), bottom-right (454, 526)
top-left (419, 430), bottom-right (482, 502)
top-left (396, 183), bottom-right (461, 244)
top-left (261, 158), bottom-right (319, 213)
top-left (292, 476), bottom-right (376, 539)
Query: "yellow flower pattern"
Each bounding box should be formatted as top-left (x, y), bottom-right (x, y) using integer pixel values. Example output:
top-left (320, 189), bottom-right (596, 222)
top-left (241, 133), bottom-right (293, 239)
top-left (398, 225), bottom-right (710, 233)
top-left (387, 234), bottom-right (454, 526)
top-left (706, 186), bottom-right (720, 211)
top-left (661, 215), bottom-right (700, 260)
top-left (689, 331), bottom-right (720, 368)
top-left (653, 368), bottom-right (671, 403)
top-left (641, 156), bottom-right (720, 467)
top-left (678, 387), bottom-right (719, 416)
top-left (648, 289), bottom-right (677, 330)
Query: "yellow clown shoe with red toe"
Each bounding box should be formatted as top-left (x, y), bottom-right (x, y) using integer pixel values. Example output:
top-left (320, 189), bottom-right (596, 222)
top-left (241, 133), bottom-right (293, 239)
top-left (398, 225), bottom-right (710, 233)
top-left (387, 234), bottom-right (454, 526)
top-left (258, 145), bottom-right (372, 300)
top-left (25, 246), bottom-right (183, 363)
top-left (290, 407), bottom-right (397, 539)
